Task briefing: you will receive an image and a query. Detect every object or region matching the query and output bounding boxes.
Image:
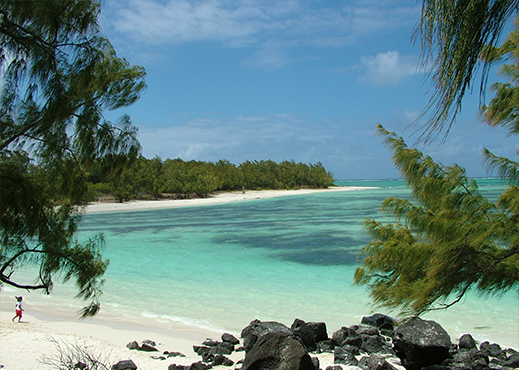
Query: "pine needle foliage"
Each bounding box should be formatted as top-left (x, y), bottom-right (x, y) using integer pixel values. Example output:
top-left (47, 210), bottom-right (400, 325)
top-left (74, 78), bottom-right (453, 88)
top-left (0, 0), bottom-right (146, 317)
top-left (415, 0), bottom-right (519, 140)
top-left (354, 125), bottom-right (519, 316)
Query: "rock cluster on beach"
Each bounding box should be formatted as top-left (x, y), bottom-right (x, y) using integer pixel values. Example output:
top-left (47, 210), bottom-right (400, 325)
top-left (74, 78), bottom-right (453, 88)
top-left (117, 314), bottom-right (518, 370)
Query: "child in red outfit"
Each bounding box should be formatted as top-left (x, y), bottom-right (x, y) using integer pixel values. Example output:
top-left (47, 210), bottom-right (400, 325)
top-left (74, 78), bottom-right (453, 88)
top-left (12, 296), bottom-right (23, 322)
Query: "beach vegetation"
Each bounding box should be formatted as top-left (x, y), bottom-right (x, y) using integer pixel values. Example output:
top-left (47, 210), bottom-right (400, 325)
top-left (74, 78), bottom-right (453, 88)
top-left (0, 0), bottom-right (146, 316)
top-left (40, 336), bottom-right (113, 370)
top-left (355, 1), bottom-right (519, 315)
top-left (85, 157), bottom-right (336, 201)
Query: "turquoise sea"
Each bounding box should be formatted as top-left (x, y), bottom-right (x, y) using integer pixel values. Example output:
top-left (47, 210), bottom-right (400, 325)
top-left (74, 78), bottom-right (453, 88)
top-left (7, 179), bottom-right (519, 348)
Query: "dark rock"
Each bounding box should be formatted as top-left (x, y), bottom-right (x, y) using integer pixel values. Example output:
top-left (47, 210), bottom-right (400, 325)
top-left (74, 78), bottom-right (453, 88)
top-left (480, 341), bottom-right (503, 357)
top-left (240, 319), bottom-right (293, 353)
top-left (452, 348), bottom-right (491, 370)
top-left (139, 343), bottom-right (159, 352)
top-left (188, 361), bottom-right (211, 370)
top-left (357, 325), bottom-right (381, 337)
top-left (489, 357), bottom-right (504, 367)
top-left (458, 334), bottom-right (477, 350)
top-left (213, 354), bottom-right (234, 367)
top-left (362, 313), bottom-right (395, 332)
top-left (341, 344), bottom-right (360, 356)
top-left (193, 346), bottom-right (211, 356)
top-left (308, 322), bottom-right (328, 343)
top-left (194, 342), bottom-right (234, 356)
top-left (420, 366), bottom-right (451, 370)
top-left (111, 360), bottom-right (138, 370)
top-left (472, 356), bottom-right (489, 370)
top-left (331, 326), bottom-right (358, 347)
top-left (292, 318), bottom-right (324, 352)
top-left (168, 365), bottom-right (189, 370)
top-left (201, 352), bottom-right (215, 364)
top-left (453, 348), bottom-right (476, 363)
top-left (222, 333), bottom-right (240, 345)
top-left (311, 356), bottom-right (320, 370)
top-left (361, 335), bottom-right (389, 354)
top-left (392, 318), bottom-right (451, 370)
top-left (343, 335), bottom-right (363, 348)
top-left (503, 353), bottom-right (519, 368)
top-left (151, 355), bottom-right (166, 360)
top-left (194, 342), bottom-right (233, 356)
top-left (334, 346), bottom-right (359, 366)
top-left (197, 339), bottom-right (234, 355)
top-left (379, 357), bottom-right (406, 370)
top-left (317, 339), bottom-right (335, 353)
top-left (142, 339), bottom-right (157, 347)
top-left (126, 341), bottom-right (140, 350)
top-left (360, 353), bottom-right (404, 370)
top-left (166, 351), bottom-right (187, 358)
top-left (242, 332), bottom-right (317, 370)
top-left (216, 341), bottom-right (235, 354)
top-left (75, 362), bottom-right (88, 369)
top-left (325, 367), bottom-right (342, 370)
top-left (202, 339), bottom-right (220, 346)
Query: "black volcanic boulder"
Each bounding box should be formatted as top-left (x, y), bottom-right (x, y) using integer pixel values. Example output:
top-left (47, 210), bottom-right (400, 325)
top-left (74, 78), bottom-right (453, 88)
top-left (241, 319), bottom-right (294, 353)
top-left (242, 332), bottom-right (317, 370)
top-left (112, 360), bottom-right (138, 370)
top-left (291, 318), bottom-right (328, 352)
top-left (334, 346), bottom-right (359, 366)
top-left (222, 333), bottom-right (240, 345)
top-left (480, 341), bottom-right (503, 357)
top-left (331, 326), bottom-right (358, 347)
top-left (392, 318), bottom-right (451, 370)
top-left (361, 314), bottom-right (396, 335)
top-left (458, 334), bottom-right (477, 350)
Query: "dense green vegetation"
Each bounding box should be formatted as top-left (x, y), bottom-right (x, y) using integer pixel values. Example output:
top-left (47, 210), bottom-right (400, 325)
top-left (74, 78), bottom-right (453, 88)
top-left (355, 1), bottom-right (519, 316)
top-left (0, 0), bottom-right (145, 316)
top-left (87, 157), bottom-right (336, 202)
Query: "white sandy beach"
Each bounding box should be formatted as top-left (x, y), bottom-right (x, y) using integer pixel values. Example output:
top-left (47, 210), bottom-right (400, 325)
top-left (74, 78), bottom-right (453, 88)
top-left (82, 186), bottom-right (373, 214)
top-left (1, 188), bottom-right (360, 370)
top-left (0, 297), bottom-right (244, 370)
top-left (0, 294), bottom-right (336, 370)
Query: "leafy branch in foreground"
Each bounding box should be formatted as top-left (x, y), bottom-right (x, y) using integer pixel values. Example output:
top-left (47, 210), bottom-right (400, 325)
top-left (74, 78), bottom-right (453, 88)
top-left (354, 125), bottom-right (519, 316)
top-left (415, 0), bottom-right (518, 140)
top-left (0, 0), bottom-right (145, 316)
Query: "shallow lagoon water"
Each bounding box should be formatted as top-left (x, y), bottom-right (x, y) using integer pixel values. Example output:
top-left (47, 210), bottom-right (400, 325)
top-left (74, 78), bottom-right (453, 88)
top-left (12, 180), bottom-right (519, 348)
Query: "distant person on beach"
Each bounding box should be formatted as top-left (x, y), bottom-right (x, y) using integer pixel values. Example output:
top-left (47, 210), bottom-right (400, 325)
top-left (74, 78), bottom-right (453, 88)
top-left (12, 296), bottom-right (23, 322)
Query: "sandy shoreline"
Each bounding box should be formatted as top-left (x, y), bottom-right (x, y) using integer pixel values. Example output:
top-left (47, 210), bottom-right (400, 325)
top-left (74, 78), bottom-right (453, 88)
top-left (0, 301), bottom-right (227, 370)
top-left (0, 294), bottom-right (337, 370)
top-left (1, 188), bottom-right (368, 369)
top-left (82, 186), bottom-right (374, 214)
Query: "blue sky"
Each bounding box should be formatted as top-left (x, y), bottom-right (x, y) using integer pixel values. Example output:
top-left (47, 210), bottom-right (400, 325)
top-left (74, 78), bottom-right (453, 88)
top-left (99, 0), bottom-right (518, 180)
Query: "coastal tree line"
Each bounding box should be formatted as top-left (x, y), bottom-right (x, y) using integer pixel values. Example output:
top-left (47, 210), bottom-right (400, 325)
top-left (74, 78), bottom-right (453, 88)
top-left (87, 157), bottom-right (336, 202)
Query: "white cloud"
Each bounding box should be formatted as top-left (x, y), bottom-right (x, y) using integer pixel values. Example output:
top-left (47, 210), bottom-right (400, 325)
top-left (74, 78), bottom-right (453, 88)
top-left (360, 50), bottom-right (419, 86)
top-left (102, 0), bottom-right (420, 47)
top-left (135, 111), bottom-right (516, 179)
top-left (136, 113), bottom-right (394, 179)
top-left (242, 43), bottom-right (290, 70)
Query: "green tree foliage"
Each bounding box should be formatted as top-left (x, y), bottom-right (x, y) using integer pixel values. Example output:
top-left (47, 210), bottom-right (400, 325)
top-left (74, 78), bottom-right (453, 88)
top-left (356, 3), bottom-right (519, 316)
top-left (416, 0), bottom-right (519, 139)
top-left (354, 125), bottom-right (519, 315)
top-left (216, 159), bottom-right (244, 191)
top-left (0, 0), bottom-right (146, 316)
top-left (87, 157), bottom-right (335, 201)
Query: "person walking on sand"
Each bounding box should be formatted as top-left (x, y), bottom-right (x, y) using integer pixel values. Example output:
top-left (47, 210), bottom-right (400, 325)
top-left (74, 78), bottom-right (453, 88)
top-left (12, 296), bottom-right (23, 322)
